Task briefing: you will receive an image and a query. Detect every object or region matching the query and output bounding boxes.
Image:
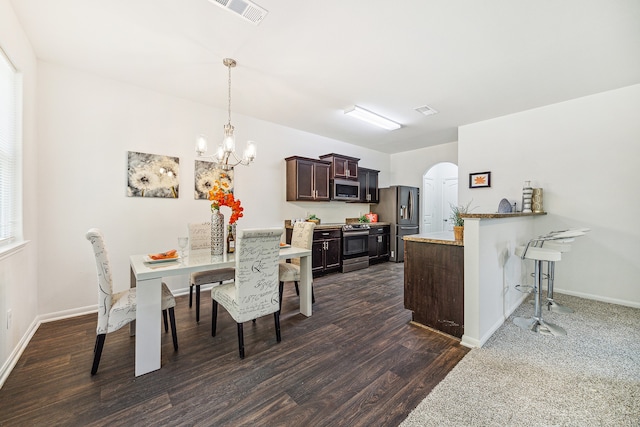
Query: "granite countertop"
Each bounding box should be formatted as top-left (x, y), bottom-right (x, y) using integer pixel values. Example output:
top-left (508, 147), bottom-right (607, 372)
top-left (284, 221), bottom-right (390, 229)
top-left (403, 231), bottom-right (463, 246)
top-left (461, 212), bottom-right (546, 219)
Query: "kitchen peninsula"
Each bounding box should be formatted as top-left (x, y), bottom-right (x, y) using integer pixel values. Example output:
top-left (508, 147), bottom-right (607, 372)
top-left (403, 212), bottom-right (546, 346)
top-left (404, 232), bottom-right (464, 338)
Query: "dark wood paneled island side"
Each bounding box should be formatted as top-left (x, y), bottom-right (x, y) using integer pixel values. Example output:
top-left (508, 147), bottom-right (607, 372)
top-left (403, 232), bottom-right (464, 338)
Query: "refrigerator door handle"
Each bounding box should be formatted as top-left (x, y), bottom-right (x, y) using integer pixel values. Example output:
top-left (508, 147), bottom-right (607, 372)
top-left (408, 190), bottom-right (413, 221)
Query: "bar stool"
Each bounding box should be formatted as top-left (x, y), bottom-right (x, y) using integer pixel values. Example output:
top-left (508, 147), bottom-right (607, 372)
top-left (538, 228), bottom-right (589, 313)
top-left (538, 240), bottom-right (573, 313)
top-left (513, 244), bottom-right (566, 336)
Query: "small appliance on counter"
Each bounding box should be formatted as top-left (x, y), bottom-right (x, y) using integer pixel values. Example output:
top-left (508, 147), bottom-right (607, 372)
top-left (371, 185), bottom-right (420, 262)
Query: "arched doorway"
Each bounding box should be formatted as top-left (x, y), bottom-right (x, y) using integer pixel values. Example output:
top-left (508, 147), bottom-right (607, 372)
top-left (422, 162), bottom-right (458, 233)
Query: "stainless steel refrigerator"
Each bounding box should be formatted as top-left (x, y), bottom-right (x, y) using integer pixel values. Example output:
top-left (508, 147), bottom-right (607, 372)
top-left (372, 186), bottom-right (420, 262)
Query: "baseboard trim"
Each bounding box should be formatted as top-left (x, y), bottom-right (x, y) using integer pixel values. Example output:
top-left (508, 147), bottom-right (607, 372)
top-left (0, 317), bottom-right (38, 389)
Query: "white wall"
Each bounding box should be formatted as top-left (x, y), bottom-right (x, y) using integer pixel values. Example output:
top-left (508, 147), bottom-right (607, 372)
top-left (36, 61), bottom-right (390, 316)
top-left (389, 141), bottom-right (458, 188)
top-left (459, 84), bottom-right (640, 306)
top-left (0, 0), bottom-right (39, 384)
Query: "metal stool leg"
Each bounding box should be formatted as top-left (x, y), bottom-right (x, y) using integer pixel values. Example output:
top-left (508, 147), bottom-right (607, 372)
top-left (545, 260), bottom-right (573, 313)
top-left (514, 260), bottom-right (566, 336)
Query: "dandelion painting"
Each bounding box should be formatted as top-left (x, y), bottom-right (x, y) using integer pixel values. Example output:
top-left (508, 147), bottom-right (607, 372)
top-left (194, 160), bottom-right (234, 199)
top-left (127, 151), bottom-right (180, 198)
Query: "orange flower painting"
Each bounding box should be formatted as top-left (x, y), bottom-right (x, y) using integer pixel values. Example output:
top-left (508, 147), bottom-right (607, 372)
top-left (469, 172), bottom-right (491, 188)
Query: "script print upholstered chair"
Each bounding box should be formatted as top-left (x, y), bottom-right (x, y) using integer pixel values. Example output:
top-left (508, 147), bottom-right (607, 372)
top-left (86, 228), bottom-right (178, 375)
top-left (279, 221), bottom-right (316, 311)
top-left (188, 222), bottom-right (234, 323)
top-left (211, 228), bottom-right (284, 359)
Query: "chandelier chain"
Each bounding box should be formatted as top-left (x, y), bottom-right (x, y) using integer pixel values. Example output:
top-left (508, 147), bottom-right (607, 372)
top-left (227, 61), bottom-right (232, 125)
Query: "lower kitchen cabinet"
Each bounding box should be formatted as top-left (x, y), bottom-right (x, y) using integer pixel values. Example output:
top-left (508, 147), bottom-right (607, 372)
top-left (312, 229), bottom-right (341, 275)
top-left (404, 240), bottom-right (464, 338)
top-left (368, 225), bottom-right (390, 264)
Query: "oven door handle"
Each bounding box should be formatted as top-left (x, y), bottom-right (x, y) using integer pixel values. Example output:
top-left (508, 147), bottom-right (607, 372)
top-left (343, 230), bottom-right (370, 237)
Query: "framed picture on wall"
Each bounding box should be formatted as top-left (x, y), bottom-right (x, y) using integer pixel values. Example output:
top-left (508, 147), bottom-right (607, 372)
top-left (194, 160), bottom-right (234, 199)
top-left (469, 171), bottom-right (491, 188)
top-left (127, 151), bottom-right (179, 198)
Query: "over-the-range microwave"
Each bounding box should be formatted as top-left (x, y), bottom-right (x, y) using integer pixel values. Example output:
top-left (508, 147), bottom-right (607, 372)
top-left (331, 179), bottom-right (360, 201)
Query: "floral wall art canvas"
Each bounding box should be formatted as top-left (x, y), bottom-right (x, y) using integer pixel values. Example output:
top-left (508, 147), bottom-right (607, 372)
top-left (127, 151), bottom-right (180, 198)
top-left (194, 160), bottom-right (234, 199)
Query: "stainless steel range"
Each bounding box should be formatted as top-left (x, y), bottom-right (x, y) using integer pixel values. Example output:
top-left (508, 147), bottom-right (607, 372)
top-left (341, 223), bottom-right (370, 273)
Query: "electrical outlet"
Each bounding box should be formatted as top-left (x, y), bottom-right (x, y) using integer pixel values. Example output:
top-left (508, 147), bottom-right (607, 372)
top-left (391, 250), bottom-right (394, 258)
top-left (6, 309), bottom-right (11, 329)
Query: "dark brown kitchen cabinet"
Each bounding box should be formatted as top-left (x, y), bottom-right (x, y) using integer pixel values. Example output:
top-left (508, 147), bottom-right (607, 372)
top-left (319, 153), bottom-right (359, 181)
top-left (312, 229), bottom-right (341, 275)
top-left (285, 156), bottom-right (331, 201)
top-left (358, 167), bottom-right (379, 203)
top-left (368, 225), bottom-right (390, 263)
top-left (404, 240), bottom-right (464, 338)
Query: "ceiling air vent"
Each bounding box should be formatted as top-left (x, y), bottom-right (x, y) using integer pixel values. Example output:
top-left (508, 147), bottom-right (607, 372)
top-left (209, 0), bottom-right (268, 25)
top-left (415, 105), bottom-right (439, 116)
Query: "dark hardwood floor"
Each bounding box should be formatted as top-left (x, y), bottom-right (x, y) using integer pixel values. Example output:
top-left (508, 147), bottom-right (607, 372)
top-left (0, 262), bottom-right (468, 426)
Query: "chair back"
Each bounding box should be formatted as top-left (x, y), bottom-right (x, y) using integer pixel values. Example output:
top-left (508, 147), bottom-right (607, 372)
top-left (234, 228), bottom-right (284, 322)
top-left (188, 222), bottom-right (211, 251)
top-left (85, 228), bottom-right (113, 334)
top-left (289, 221), bottom-right (315, 266)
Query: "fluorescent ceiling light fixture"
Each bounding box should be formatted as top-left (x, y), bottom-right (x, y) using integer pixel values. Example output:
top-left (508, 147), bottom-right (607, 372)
top-left (415, 105), bottom-right (438, 116)
top-left (344, 105), bottom-right (401, 131)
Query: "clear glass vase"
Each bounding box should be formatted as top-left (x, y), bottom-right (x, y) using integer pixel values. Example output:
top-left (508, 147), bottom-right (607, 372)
top-left (211, 209), bottom-right (224, 256)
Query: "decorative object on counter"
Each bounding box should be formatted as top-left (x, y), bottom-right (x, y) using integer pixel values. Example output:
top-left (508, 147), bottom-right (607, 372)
top-left (450, 200), bottom-right (473, 242)
top-left (365, 212), bottom-right (378, 223)
top-left (522, 181), bottom-right (533, 213)
top-left (358, 214), bottom-right (370, 223)
top-left (469, 171), bottom-right (491, 188)
top-left (127, 151), bottom-right (180, 198)
top-left (532, 188), bottom-right (544, 213)
top-left (306, 214), bottom-right (320, 225)
top-left (195, 58), bottom-right (256, 171)
top-left (498, 198), bottom-right (513, 213)
top-left (208, 188), bottom-right (244, 255)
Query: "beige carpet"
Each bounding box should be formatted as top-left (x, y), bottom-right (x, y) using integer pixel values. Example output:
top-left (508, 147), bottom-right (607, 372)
top-left (401, 294), bottom-right (640, 427)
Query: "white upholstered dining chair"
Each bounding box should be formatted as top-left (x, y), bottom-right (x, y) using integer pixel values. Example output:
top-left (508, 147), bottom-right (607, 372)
top-left (188, 222), bottom-right (235, 323)
top-left (85, 228), bottom-right (178, 375)
top-left (211, 228), bottom-right (284, 359)
top-left (279, 221), bottom-right (316, 310)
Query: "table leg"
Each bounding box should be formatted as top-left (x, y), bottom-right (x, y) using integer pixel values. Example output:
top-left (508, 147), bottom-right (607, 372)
top-left (129, 267), bottom-right (136, 337)
top-left (298, 255), bottom-right (312, 316)
top-left (135, 277), bottom-right (162, 376)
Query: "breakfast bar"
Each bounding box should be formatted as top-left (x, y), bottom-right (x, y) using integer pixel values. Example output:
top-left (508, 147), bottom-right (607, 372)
top-left (403, 212), bottom-right (546, 347)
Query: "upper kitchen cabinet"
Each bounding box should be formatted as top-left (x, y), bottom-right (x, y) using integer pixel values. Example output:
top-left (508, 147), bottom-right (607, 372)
top-left (319, 153), bottom-right (359, 181)
top-left (358, 167), bottom-right (379, 203)
top-left (285, 156), bottom-right (331, 201)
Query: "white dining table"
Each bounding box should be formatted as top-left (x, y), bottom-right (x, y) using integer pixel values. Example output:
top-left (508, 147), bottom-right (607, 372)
top-left (129, 246), bottom-right (312, 377)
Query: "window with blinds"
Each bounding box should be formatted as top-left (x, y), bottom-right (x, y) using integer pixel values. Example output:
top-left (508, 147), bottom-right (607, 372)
top-left (0, 47), bottom-right (20, 247)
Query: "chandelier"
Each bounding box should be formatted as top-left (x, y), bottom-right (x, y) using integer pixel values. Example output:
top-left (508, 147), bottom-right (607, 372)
top-left (196, 58), bottom-right (256, 170)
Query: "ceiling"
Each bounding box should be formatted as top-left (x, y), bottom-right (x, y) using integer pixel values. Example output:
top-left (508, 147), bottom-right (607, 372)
top-left (9, 0), bottom-right (640, 154)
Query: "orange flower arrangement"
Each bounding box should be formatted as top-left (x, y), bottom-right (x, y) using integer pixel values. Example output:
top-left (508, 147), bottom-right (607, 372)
top-left (208, 189), bottom-right (244, 224)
